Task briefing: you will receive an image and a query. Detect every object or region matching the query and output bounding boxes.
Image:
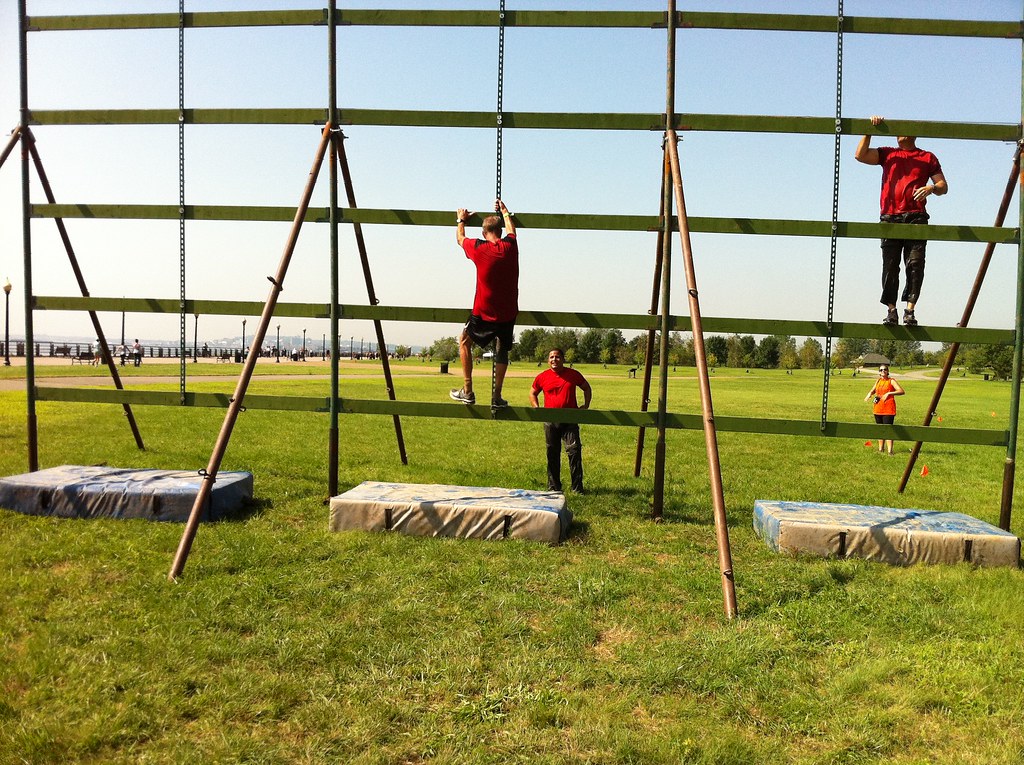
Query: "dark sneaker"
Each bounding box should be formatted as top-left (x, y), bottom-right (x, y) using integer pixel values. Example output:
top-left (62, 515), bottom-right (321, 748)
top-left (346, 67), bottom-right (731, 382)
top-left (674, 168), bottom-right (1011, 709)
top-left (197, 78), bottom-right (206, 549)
top-left (491, 395), bottom-right (508, 409)
top-left (449, 388), bottom-right (475, 404)
top-left (903, 309), bottom-right (918, 327)
top-left (883, 308), bottom-right (898, 326)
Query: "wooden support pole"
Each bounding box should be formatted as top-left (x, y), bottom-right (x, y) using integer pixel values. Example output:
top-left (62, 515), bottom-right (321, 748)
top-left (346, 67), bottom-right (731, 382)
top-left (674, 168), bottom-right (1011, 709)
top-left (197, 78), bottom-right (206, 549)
top-left (899, 144), bottom-right (1022, 496)
top-left (168, 124), bottom-right (333, 580)
top-left (634, 148), bottom-right (669, 478)
top-left (666, 130), bottom-right (737, 619)
top-left (333, 132), bottom-right (408, 465)
top-left (24, 131), bottom-right (146, 450)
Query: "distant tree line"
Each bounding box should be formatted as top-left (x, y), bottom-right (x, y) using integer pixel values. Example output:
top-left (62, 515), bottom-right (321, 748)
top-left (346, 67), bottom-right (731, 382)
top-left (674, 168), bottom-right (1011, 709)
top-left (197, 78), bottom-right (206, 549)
top-left (422, 329), bottom-right (1015, 378)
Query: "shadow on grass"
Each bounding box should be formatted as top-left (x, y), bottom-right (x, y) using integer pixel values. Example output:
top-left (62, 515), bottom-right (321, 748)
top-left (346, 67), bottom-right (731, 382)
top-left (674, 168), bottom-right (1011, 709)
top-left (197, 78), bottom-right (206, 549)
top-left (564, 519), bottom-right (591, 544)
top-left (740, 558), bottom-right (863, 617)
top-left (217, 496), bottom-right (272, 523)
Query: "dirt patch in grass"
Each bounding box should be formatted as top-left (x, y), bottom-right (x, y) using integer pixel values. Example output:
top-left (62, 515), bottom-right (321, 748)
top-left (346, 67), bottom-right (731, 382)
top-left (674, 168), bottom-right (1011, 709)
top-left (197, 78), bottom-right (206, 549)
top-left (591, 624), bottom-right (634, 661)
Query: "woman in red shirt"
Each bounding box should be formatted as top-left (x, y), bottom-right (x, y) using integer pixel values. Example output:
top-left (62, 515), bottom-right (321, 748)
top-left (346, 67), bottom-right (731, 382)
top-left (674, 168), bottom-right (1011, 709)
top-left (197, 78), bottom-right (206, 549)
top-left (864, 365), bottom-right (905, 455)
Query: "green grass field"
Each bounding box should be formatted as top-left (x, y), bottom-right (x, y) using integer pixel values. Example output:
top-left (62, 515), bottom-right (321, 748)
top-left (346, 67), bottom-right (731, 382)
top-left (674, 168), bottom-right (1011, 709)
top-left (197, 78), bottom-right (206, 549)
top-left (1, 361), bottom-right (1022, 764)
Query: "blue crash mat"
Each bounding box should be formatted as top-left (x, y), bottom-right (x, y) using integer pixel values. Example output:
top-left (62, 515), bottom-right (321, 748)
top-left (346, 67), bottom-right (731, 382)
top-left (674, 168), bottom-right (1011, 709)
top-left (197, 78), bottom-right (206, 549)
top-left (754, 500), bottom-right (1020, 568)
top-left (0, 465), bottom-right (253, 522)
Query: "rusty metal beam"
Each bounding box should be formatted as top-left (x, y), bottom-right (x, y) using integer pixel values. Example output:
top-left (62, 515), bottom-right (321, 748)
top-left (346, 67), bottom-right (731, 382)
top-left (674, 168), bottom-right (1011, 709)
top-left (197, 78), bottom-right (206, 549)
top-left (168, 124), bottom-right (333, 581)
top-left (667, 128), bottom-right (737, 620)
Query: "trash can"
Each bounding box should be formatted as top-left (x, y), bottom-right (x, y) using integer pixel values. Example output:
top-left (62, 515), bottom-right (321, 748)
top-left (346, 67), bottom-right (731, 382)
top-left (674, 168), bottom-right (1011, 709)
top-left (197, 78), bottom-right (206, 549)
top-left (440, 361), bottom-right (449, 375)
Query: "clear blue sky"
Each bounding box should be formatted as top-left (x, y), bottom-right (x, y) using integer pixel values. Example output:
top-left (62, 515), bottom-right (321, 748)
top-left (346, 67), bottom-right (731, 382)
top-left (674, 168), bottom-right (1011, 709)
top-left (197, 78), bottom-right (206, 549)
top-left (1, 1), bottom-right (1022, 349)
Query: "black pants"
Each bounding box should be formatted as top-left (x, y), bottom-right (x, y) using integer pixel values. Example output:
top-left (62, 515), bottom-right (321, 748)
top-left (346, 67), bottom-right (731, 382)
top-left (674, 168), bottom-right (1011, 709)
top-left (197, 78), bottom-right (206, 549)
top-left (880, 213), bottom-right (927, 306)
top-left (544, 422), bottom-right (583, 492)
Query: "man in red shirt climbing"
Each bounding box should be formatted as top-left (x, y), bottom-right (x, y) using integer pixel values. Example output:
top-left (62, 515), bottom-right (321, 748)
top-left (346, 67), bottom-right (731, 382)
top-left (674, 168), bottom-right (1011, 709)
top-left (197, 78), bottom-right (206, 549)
top-left (530, 348), bottom-right (592, 494)
top-left (855, 115), bottom-right (948, 327)
top-left (450, 198), bottom-right (518, 408)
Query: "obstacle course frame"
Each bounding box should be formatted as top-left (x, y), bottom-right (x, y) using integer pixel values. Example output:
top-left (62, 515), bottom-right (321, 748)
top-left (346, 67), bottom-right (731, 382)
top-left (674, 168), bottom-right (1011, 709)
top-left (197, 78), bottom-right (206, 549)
top-left (11, 4), bottom-right (1024, 610)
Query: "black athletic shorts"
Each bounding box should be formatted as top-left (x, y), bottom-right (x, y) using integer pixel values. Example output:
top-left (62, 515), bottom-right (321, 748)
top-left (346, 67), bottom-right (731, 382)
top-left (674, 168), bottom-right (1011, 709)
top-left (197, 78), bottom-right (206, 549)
top-left (464, 315), bottom-right (515, 353)
top-left (873, 414), bottom-right (895, 425)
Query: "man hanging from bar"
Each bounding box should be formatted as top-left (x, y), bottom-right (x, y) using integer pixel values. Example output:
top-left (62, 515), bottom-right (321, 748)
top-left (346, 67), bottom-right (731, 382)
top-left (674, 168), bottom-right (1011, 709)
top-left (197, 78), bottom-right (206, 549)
top-left (450, 199), bottom-right (518, 408)
top-left (855, 115), bottom-right (948, 327)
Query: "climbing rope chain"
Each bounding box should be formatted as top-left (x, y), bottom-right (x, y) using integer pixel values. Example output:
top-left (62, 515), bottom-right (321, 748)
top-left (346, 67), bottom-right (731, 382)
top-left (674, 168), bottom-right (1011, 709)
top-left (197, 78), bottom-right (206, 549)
top-left (821, 0), bottom-right (843, 430)
top-left (178, 0), bottom-right (187, 401)
top-left (491, 0), bottom-right (505, 408)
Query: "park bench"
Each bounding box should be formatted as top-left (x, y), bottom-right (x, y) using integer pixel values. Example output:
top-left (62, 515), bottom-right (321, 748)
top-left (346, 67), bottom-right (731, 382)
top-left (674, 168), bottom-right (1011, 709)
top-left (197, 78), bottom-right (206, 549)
top-left (70, 352), bottom-right (92, 365)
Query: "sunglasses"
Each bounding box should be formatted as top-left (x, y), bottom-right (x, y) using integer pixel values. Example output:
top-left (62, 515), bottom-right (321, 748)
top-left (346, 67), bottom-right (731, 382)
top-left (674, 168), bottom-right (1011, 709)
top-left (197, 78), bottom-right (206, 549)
top-left (879, 368), bottom-right (889, 373)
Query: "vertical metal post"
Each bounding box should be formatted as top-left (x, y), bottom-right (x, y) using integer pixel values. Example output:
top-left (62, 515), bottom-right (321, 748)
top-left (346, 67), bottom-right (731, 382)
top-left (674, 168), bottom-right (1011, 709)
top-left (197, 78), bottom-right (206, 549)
top-left (19, 0), bottom-right (38, 471)
top-left (999, 13), bottom-right (1024, 530)
top-left (328, 0), bottom-right (341, 496)
top-left (3, 280), bottom-right (10, 366)
top-left (652, 0), bottom-right (675, 520)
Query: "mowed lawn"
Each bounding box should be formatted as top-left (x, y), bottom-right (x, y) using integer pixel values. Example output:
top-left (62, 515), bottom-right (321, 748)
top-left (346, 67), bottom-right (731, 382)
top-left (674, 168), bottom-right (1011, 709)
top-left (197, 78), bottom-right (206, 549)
top-left (1, 362), bottom-right (1022, 764)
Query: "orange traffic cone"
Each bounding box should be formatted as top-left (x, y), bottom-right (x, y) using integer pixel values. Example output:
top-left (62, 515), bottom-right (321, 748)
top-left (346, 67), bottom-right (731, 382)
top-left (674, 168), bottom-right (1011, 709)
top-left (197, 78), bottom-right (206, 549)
top-left (921, 465), bottom-right (930, 477)
top-left (865, 440), bottom-right (873, 447)
top-left (937, 416), bottom-right (943, 422)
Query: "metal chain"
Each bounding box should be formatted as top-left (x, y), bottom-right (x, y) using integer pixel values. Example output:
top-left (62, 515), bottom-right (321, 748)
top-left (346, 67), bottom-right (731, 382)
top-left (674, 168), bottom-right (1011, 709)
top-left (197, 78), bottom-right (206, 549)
top-left (491, 0), bottom-right (505, 408)
top-left (495, 0), bottom-right (505, 202)
top-left (821, 0), bottom-right (843, 430)
top-left (178, 0), bottom-right (187, 402)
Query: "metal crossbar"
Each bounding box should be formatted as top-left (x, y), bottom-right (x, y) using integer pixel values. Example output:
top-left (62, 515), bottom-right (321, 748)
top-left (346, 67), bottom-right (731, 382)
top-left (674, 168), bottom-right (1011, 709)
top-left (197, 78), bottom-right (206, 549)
top-left (32, 296), bottom-right (1018, 346)
top-left (32, 387), bottom-right (1010, 448)
top-left (28, 204), bottom-right (1019, 244)
top-left (26, 10), bottom-right (1021, 37)
top-left (27, 108), bottom-right (1020, 141)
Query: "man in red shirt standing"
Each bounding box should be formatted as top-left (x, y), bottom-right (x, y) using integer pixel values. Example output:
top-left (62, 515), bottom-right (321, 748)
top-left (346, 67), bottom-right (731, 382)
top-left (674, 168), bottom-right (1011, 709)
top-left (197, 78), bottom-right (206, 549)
top-left (855, 115), bottom-right (947, 327)
top-left (450, 198), bottom-right (518, 408)
top-left (530, 348), bottom-right (593, 494)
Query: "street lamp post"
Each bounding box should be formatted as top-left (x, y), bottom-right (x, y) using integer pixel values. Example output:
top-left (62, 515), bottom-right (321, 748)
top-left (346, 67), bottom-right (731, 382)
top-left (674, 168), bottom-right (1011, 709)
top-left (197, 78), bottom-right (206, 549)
top-left (3, 278), bottom-right (11, 366)
top-left (350, 336), bottom-right (354, 360)
top-left (193, 314), bottom-right (199, 363)
top-left (322, 333), bottom-right (326, 360)
top-left (360, 337), bottom-right (364, 359)
top-left (241, 319), bottom-right (247, 362)
top-left (302, 328), bottom-right (307, 361)
top-left (276, 324), bottom-right (281, 363)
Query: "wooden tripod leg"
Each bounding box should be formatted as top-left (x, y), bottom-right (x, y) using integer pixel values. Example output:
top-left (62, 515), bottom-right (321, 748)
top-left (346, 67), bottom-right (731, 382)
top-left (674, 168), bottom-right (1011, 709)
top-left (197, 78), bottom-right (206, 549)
top-left (169, 124), bottom-right (334, 581)
top-left (24, 129), bottom-right (145, 450)
top-left (332, 132), bottom-right (408, 465)
top-left (634, 147), bottom-right (670, 477)
top-left (666, 130), bottom-right (737, 619)
top-left (899, 144), bottom-right (1022, 497)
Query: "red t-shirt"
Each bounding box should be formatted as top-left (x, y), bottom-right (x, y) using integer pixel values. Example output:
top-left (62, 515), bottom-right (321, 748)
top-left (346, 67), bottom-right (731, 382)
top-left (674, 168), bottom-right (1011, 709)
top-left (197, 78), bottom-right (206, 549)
top-left (462, 233), bottom-right (519, 323)
top-left (532, 367), bottom-right (587, 409)
top-left (877, 147), bottom-right (942, 215)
